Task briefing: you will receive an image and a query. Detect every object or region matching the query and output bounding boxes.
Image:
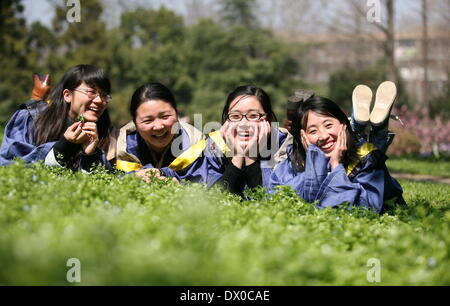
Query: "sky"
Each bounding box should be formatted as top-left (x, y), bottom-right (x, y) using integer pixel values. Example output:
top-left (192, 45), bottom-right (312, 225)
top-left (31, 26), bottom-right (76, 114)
top-left (21, 0), bottom-right (424, 31)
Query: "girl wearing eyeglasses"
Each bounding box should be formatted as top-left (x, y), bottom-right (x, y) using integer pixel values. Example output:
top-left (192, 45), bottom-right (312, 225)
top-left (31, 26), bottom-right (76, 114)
top-left (161, 85), bottom-right (292, 196)
top-left (114, 82), bottom-right (203, 183)
top-left (0, 64), bottom-right (114, 171)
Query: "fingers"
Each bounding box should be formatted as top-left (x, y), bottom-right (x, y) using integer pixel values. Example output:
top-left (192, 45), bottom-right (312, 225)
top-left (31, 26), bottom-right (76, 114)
top-left (65, 122), bottom-right (83, 142)
top-left (220, 120), bottom-right (229, 136)
top-left (300, 129), bottom-right (310, 150)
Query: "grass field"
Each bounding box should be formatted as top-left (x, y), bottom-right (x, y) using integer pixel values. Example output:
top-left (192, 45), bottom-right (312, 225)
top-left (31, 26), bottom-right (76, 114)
top-left (0, 162), bottom-right (448, 285)
top-left (387, 158), bottom-right (450, 178)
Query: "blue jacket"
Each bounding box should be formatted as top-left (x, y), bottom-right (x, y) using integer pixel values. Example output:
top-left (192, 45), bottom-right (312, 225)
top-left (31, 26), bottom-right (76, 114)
top-left (269, 143), bottom-right (403, 213)
top-left (114, 120), bottom-right (203, 180)
top-left (163, 127), bottom-right (293, 188)
top-left (0, 101), bottom-right (111, 171)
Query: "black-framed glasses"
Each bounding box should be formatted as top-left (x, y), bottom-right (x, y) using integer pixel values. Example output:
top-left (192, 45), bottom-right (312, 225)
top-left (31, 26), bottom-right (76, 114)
top-left (227, 111), bottom-right (267, 122)
top-left (73, 88), bottom-right (112, 102)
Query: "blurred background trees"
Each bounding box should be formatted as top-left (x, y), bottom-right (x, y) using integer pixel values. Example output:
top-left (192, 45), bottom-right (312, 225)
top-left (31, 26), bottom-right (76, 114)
top-left (0, 0), bottom-right (448, 156)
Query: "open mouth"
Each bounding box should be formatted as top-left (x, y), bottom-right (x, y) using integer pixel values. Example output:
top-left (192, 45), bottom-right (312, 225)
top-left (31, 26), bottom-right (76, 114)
top-left (237, 130), bottom-right (254, 140)
top-left (88, 106), bottom-right (100, 112)
top-left (319, 141), bottom-right (335, 153)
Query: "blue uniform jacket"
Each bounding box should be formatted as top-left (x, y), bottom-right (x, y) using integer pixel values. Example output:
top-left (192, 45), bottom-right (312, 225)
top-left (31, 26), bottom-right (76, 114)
top-left (269, 143), bottom-right (403, 213)
top-left (115, 121), bottom-right (203, 180)
top-left (0, 103), bottom-right (111, 171)
top-left (163, 127), bottom-right (292, 188)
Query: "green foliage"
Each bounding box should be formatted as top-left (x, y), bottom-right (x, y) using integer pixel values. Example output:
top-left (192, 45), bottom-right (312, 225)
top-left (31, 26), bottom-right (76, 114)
top-left (0, 1), bottom-right (305, 127)
top-left (0, 162), bottom-right (449, 285)
top-left (0, 0), bottom-right (31, 124)
top-left (218, 0), bottom-right (258, 28)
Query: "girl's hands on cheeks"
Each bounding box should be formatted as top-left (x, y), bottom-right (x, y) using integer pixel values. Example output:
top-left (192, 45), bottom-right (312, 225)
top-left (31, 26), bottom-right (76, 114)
top-left (300, 129), bottom-right (311, 150)
top-left (220, 120), bottom-right (244, 168)
top-left (327, 124), bottom-right (347, 170)
top-left (244, 120), bottom-right (270, 166)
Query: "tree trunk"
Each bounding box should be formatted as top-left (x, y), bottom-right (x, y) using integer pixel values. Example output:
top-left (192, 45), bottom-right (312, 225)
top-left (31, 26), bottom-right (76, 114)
top-left (422, 0), bottom-right (429, 116)
top-left (385, 0), bottom-right (398, 84)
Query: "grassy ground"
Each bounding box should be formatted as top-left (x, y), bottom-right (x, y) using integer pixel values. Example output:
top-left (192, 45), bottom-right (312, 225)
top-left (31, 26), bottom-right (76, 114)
top-left (0, 162), bottom-right (448, 285)
top-left (387, 158), bottom-right (450, 178)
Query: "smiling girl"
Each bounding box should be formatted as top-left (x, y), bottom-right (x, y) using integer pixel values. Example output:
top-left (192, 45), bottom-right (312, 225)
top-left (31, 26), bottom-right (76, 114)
top-left (114, 82), bottom-right (203, 181)
top-left (0, 65), bottom-right (113, 171)
top-left (162, 85), bottom-right (292, 195)
top-left (270, 96), bottom-right (403, 213)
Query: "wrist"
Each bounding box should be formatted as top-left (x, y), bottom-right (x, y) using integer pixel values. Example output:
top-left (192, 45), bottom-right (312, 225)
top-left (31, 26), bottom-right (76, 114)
top-left (231, 156), bottom-right (244, 169)
top-left (245, 156), bottom-right (257, 166)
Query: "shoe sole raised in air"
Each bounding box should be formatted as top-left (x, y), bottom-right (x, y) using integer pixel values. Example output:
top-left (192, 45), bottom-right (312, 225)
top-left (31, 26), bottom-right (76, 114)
top-left (370, 81), bottom-right (397, 126)
top-left (352, 84), bottom-right (373, 124)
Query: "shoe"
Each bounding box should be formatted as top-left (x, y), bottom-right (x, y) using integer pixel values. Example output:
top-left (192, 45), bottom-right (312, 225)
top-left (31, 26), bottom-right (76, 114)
top-left (352, 84), bottom-right (373, 124)
top-left (370, 81), bottom-right (397, 126)
top-left (31, 73), bottom-right (51, 101)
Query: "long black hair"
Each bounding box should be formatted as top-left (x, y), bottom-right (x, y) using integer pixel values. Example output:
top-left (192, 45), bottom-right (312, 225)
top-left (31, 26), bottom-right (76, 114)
top-left (291, 96), bottom-right (359, 173)
top-left (221, 85), bottom-right (277, 124)
top-left (129, 82), bottom-right (177, 121)
top-left (34, 64), bottom-right (111, 146)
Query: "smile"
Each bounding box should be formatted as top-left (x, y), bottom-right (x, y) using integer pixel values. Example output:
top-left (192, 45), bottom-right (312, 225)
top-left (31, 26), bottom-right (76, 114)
top-left (320, 142), bottom-right (334, 149)
top-left (152, 131), bottom-right (168, 138)
top-left (88, 107), bottom-right (100, 112)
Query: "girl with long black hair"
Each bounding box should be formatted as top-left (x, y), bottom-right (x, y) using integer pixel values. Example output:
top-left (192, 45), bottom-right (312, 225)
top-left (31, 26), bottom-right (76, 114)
top-left (270, 96), bottom-right (403, 213)
top-left (0, 64), bottom-right (113, 171)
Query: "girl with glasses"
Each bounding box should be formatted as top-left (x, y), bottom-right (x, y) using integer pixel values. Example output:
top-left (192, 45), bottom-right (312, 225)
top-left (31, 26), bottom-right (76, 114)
top-left (160, 85), bottom-right (292, 196)
top-left (0, 65), bottom-right (114, 171)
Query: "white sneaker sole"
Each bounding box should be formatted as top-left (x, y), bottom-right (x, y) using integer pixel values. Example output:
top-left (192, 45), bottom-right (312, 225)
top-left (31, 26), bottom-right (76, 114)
top-left (352, 84), bottom-right (373, 124)
top-left (370, 81), bottom-right (397, 125)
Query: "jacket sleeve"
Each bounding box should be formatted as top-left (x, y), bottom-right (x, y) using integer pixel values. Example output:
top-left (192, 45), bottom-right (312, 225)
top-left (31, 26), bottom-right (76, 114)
top-left (161, 137), bottom-right (225, 187)
top-left (313, 164), bottom-right (385, 213)
top-left (0, 109), bottom-right (55, 165)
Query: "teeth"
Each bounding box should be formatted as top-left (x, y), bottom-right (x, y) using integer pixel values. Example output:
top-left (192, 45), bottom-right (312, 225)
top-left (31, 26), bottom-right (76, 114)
top-left (238, 132), bottom-right (251, 137)
top-left (89, 107), bottom-right (99, 112)
top-left (154, 132), bottom-right (166, 137)
top-left (321, 143), bottom-right (333, 149)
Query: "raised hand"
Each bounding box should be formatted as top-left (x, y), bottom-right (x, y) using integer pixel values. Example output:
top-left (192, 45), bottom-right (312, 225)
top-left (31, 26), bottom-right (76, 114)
top-left (31, 73), bottom-right (51, 101)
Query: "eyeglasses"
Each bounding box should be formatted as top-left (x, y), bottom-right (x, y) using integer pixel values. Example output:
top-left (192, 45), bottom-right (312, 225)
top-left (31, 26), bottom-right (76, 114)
top-left (227, 111), bottom-right (267, 122)
top-left (73, 88), bottom-right (112, 102)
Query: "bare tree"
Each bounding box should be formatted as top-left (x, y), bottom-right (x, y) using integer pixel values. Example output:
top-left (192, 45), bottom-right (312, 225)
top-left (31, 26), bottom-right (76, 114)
top-left (322, 0), bottom-right (399, 83)
top-left (422, 0), bottom-right (429, 114)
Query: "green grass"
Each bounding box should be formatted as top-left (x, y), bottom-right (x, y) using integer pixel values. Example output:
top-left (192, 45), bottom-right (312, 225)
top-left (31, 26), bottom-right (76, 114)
top-left (0, 162), bottom-right (449, 285)
top-left (387, 158), bottom-right (450, 178)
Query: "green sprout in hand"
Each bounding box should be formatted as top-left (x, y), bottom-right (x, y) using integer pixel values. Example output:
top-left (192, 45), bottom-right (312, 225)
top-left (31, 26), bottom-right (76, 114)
top-left (77, 114), bottom-right (85, 122)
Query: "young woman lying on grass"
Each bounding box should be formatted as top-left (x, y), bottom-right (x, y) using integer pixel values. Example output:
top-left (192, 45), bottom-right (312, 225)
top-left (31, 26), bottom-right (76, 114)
top-left (0, 65), bottom-right (114, 171)
top-left (270, 94), bottom-right (404, 213)
top-left (157, 85), bottom-right (292, 196)
top-left (114, 82), bottom-right (203, 182)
